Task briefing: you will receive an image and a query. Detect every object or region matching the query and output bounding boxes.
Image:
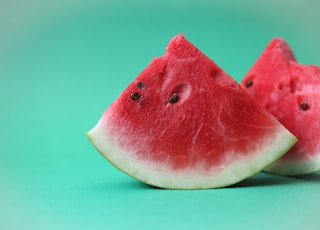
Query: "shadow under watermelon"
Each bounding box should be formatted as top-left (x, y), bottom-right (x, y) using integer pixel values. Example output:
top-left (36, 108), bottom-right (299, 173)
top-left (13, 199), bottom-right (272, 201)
top-left (291, 173), bottom-right (320, 182)
top-left (229, 172), bottom-right (299, 188)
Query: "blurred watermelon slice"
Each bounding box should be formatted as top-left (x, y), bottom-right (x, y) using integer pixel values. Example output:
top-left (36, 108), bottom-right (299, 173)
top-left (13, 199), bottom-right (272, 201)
top-left (241, 38), bottom-right (320, 175)
top-left (87, 34), bottom-right (296, 189)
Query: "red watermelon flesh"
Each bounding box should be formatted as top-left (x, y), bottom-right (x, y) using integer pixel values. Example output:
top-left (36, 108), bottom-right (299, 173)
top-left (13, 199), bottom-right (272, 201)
top-left (241, 37), bottom-right (320, 175)
top-left (87, 34), bottom-right (296, 189)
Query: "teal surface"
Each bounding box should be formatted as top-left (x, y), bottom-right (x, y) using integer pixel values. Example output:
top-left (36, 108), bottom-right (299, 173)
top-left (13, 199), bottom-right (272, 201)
top-left (1, 1), bottom-right (320, 229)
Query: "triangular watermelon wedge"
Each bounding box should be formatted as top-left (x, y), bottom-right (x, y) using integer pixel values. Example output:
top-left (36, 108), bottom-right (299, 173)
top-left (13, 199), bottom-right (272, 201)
top-left (87, 34), bottom-right (297, 189)
top-left (241, 37), bottom-right (320, 175)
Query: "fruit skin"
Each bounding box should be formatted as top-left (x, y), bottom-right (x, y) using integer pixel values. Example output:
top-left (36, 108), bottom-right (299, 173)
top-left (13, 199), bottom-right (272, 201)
top-left (87, 34), bottom-right (297, 189)
top-left (241, 37), bottom-right (320, 176)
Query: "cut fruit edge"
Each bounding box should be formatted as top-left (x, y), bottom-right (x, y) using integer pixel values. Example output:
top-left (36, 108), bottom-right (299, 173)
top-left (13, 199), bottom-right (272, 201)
top-left (87, 119), bottom-right (297, 189)
top-left (264, 154), bottom-right (320, 176)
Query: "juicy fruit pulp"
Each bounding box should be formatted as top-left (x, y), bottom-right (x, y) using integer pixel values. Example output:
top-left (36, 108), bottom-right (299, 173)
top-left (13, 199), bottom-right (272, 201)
top-left (241, 38), bottom-right (320, 175)
top-left (87, 34), bottom-right (297, 189)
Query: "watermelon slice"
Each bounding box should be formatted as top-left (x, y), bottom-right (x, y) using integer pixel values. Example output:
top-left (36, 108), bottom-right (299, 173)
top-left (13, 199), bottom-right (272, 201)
top-left (87, 34), bottom-right (296, 189)
top-left (241, 37), bottom-right (320, 176)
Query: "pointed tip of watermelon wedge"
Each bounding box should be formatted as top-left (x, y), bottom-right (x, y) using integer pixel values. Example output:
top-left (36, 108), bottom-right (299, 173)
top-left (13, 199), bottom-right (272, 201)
top-left (241, 37), bottom-right (297, 95)
top-left (264, 37), bottom-right (297, 63)
top-left (166, 33), bottom-right (200, 59)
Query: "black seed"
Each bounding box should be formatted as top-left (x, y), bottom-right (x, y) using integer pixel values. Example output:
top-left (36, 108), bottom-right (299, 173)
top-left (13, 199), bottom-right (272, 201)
top-left (169, 93), bottom-right (179, 104)
top-left (137, 82), bottom-right (145, 89)
top-left (130, 92), bottom-right (141, 101)
top-left (245, 79), bottom-right (253, 88)
top-left (300, 102), bottom-right (309, 111)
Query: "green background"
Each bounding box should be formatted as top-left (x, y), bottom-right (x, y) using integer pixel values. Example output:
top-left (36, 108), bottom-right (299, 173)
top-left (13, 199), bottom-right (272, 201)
top-left (1, 0), bottom-right (320, 229)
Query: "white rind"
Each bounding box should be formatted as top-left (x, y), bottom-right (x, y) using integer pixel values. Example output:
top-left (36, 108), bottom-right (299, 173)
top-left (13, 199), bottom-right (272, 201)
top-left (87, 119), bottom-right (297, 189)
top-left (264, 154), bottom-right (320, 176)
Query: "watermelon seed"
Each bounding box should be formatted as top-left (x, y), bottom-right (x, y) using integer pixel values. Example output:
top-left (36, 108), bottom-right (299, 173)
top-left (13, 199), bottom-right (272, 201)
top-left (137, 82), bottom-right (145, 88)
top-left (300, 102), bottom-right (309, 111)
top-left (130, 92), bottom-right (141, 101)
top-left (245, 79), bottom-right (253, 88)
top-left (169, 93), bottom-right (179, 104)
